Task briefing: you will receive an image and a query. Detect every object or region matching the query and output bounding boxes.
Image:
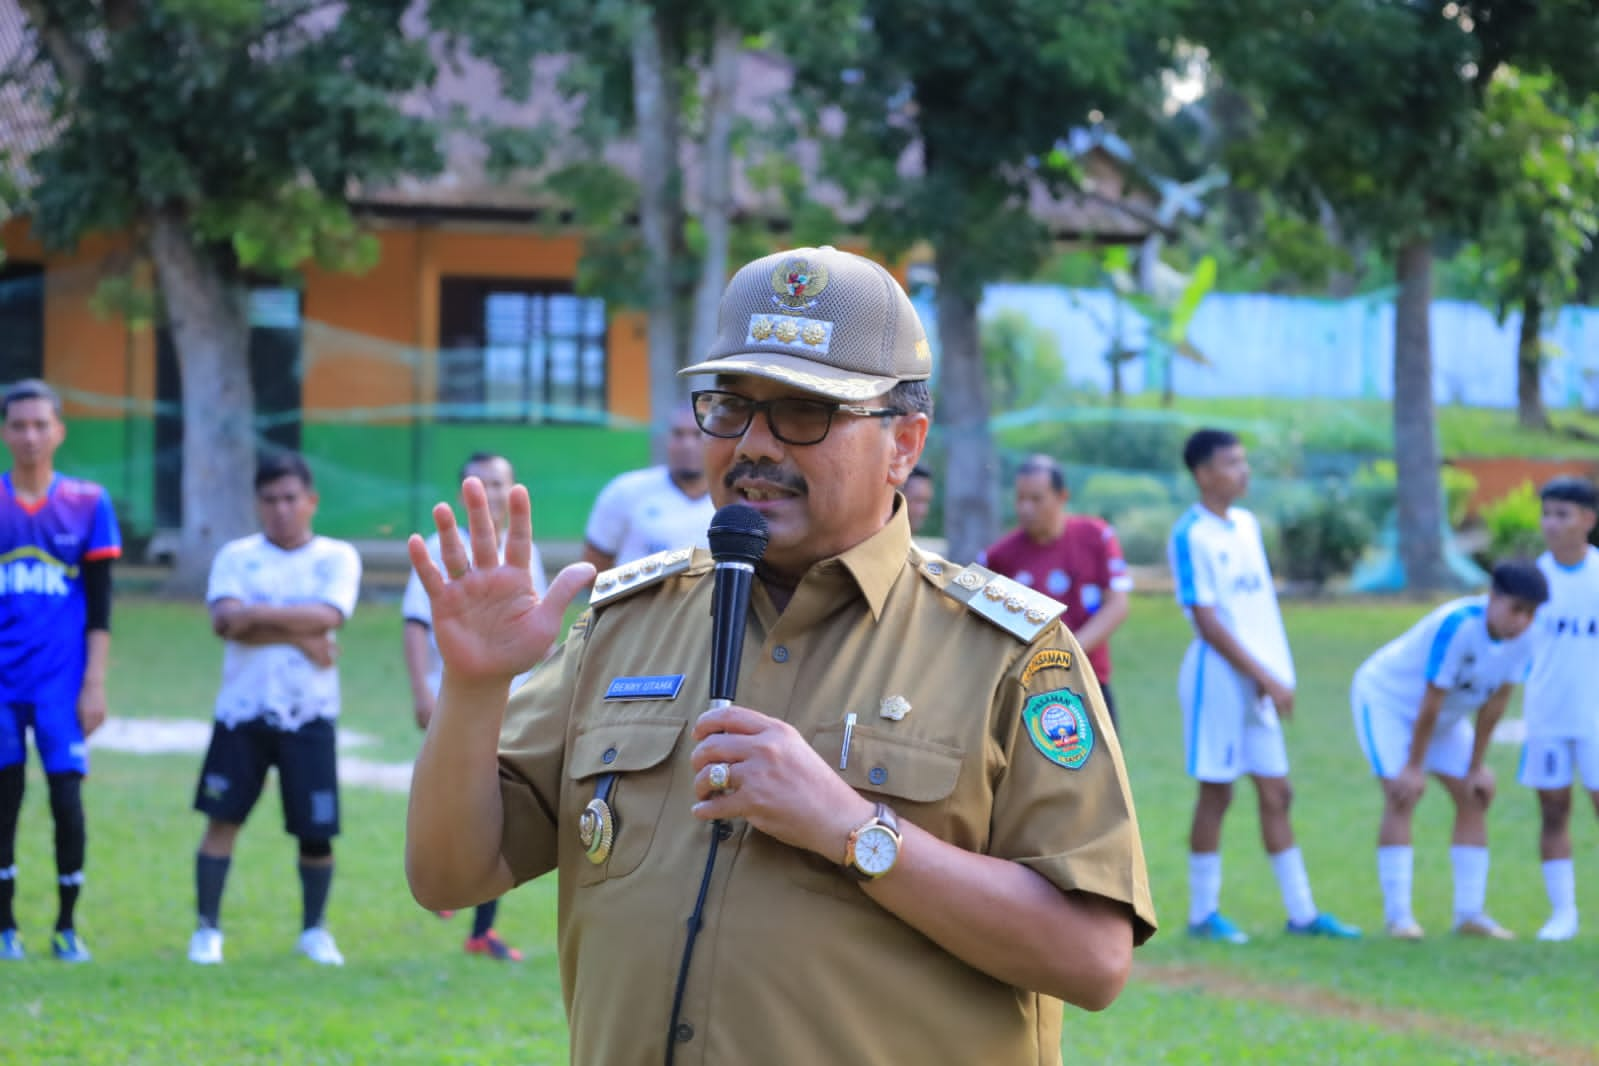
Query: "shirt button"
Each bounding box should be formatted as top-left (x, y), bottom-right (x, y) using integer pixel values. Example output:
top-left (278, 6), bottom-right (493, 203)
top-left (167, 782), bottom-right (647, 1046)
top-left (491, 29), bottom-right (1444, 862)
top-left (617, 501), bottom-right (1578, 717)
top-left (601, 747), bottom-right (618, 765)
top-left (772, 645), bottom-right (790, 663)
top-left (868, 766), bottom-right (887, 786)
top-left (674, 1022), bottom-right (695, 1043)
top-left (716, 822), bottom-right (734, 841)
top-left (926, 562), bottom-right (943, 576)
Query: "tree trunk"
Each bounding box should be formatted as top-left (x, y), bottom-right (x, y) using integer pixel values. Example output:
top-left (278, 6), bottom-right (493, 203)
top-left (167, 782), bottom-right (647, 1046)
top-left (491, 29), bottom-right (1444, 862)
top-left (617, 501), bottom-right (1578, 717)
top-left (1392, 238), bottom-right (1449, 592)
top-left (689, 19), bottom-right (739, 368)
top-left (936, 241), bottom-right (995, 566)
top-left (631, 10), bottom-right (686, 461)
top-left (1516, 289), bottom-right (1549, 431)
top-left (148, 210), bottom-right (256, 595)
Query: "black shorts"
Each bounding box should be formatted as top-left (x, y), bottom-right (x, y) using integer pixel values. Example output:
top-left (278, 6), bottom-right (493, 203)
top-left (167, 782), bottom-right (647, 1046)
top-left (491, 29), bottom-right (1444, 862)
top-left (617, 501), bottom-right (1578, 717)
top-left (193, 718), bottom-right (340, 838)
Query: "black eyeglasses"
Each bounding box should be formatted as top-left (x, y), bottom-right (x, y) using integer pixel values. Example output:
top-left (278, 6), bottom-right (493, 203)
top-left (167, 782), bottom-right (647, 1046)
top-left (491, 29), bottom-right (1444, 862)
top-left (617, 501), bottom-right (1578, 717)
top-left (691, 389), bottom-right (904, 446)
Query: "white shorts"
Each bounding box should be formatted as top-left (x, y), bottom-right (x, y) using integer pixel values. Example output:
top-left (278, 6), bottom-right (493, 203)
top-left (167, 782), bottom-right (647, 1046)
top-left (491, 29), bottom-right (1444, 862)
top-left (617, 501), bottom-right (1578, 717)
top-left (1180, 642), bottom-right (1289, 783)
top-left (1350, 675), bottom-right (1474, 780)
top-left (1518, 736), bottom-right (1599, 791)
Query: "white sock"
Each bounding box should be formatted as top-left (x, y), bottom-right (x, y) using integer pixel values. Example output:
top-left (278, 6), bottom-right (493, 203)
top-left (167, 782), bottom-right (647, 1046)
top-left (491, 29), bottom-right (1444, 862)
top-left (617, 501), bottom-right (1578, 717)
top-left (1377, 846), bottom-right (1414, 926)
top-left (1270, 847), bottom-right (1318, 926)
top-left (1189, 852), bottom-right (1222, 926)
top-left (1543, 858), bottom-right (1577, 917)
top-left (1451, 845), bottom-right (1490, 922)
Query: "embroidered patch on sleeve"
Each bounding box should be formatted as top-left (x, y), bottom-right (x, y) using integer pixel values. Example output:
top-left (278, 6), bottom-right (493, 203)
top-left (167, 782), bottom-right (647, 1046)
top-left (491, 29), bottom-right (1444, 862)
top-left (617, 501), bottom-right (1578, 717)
top-left (1020, 648), bottom-right (1074, 687)
top-left (1023, 689), bottom-right (1094, 770)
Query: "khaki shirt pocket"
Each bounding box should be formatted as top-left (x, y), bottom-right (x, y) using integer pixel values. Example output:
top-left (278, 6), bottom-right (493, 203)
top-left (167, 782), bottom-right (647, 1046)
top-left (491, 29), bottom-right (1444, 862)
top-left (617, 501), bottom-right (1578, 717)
top-left (775, 724), bottom-right (965, 901)
top-left (567, 718), bottom-right (685, 886)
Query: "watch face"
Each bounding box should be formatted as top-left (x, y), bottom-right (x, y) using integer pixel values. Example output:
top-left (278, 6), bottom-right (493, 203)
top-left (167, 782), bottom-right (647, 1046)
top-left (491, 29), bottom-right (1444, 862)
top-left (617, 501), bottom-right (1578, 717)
top-left (855, 824), bottom-right (899, 876)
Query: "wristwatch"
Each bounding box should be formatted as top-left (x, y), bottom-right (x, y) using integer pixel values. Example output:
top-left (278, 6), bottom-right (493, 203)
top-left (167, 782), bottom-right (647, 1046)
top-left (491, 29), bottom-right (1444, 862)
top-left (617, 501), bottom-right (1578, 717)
top-left (843, 803), bottom-right (902, 881)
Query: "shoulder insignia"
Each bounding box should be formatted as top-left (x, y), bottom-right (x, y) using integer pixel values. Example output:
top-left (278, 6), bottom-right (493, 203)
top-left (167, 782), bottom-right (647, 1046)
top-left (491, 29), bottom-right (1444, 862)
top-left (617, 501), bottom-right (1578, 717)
top-left (1021, 648), bottom-right (1074, 687)
top-left (589, 548), bottom-right (701, 608)
top-left (942, 564), bottom-right (1066, 643)
top-left (909, 545), bottom-right (954, 585)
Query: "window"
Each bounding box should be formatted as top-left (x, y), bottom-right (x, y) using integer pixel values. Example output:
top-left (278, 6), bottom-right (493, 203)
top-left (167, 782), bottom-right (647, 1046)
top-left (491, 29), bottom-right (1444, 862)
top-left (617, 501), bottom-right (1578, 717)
top-left (0, 263), bottom-right (45, 386)
top-left (438, 278), bottom-right (608, 422)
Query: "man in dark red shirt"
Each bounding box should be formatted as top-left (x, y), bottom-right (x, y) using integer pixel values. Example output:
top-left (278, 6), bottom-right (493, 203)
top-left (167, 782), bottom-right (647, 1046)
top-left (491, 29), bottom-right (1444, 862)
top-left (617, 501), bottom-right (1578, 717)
top-left (981, 455), bottom-right (1133, 730)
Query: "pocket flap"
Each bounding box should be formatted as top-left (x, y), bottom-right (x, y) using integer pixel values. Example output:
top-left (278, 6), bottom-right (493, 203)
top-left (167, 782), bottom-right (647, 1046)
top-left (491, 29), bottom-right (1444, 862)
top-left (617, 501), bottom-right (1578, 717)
top-left (811, 723), bottom-right (962, 803)
top-left (569, 719), bottom-right (685, 779)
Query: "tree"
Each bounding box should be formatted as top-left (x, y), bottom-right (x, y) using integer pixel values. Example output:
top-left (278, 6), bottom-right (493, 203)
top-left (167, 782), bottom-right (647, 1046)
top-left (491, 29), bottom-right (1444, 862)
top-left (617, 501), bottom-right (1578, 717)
top-left (787, 1), bottom-right (1176, 564)
top-left (6, 1), bottom-right (445, 591)
top-left (1193, 1), bottom-right (1599, 591)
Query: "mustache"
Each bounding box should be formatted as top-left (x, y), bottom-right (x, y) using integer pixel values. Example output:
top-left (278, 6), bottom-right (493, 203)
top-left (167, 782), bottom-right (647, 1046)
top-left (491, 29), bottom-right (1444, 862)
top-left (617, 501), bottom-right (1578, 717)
top-left (724, 460), bottom-right (806, 495)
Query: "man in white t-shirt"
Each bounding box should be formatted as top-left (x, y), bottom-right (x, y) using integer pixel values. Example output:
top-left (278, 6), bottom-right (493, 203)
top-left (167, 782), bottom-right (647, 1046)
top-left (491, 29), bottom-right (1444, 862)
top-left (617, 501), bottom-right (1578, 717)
top-left (1518, 476), bottom-right (1599, 941)
top-left (189, 453), bottom-right (363, 967)
top-left (1168, 428), bottom-right (1358, 944)
top-left (402, 452), bottom-right (546, 962)
top-left (582, 406), bottom-right (714, 570)
top-left (1352, 562), bottom-right (1547, 940)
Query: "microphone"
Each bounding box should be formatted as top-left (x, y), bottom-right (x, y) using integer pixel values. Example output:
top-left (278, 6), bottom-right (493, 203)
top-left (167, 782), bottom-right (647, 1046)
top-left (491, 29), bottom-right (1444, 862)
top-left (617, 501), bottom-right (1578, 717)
top-left (706, 504), bottom-right (769, 707)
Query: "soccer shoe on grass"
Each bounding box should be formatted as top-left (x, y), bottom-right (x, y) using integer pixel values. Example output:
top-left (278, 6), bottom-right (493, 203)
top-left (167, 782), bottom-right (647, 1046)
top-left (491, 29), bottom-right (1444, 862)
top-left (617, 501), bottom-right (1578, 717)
top-left (1385, 919), bottom-right (1426, 941)
top-left (1454, 914), bottom-right (1516, 940)
top-left (1187, 912), bottom-right (1249, 944)
top-left (188, 927), bottom-right (224, 965)
top-left (297, 926), bottom-right (345, 966)
top-left (1536, 911), bottom-right (1579, 942)
top-left (1286, 912), bottom-right (1363, 939)
top-left (465, 929), bottom-right (523, 962)
top-left (0, 929), bottom-right (23, 960)
top-left (51, 929), bottom-right (91, 962)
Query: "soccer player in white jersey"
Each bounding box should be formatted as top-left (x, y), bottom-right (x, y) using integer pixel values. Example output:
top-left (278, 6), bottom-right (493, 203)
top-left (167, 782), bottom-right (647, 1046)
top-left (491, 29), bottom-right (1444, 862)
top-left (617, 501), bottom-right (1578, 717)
top-left (1352, 561), bottom-right (1547, 940)
top-left (403, 452), bottom-right (546, 962)
top-left (582, 406), bottom-right (715, 570)
top-left (1168, 429), bottom-right (1360, 943)
top-left (188, 453), bottom-right (362, 967)
top-left (1519, 476), bottom-right (1599, 941)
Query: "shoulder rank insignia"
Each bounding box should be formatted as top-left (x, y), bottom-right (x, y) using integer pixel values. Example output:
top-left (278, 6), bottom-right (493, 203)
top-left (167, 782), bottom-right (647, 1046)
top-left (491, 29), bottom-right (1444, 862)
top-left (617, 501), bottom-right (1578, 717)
top-left (942, 564), bottom-right (1066, 643)
top-left (589, 548), bottom-right (700, 608)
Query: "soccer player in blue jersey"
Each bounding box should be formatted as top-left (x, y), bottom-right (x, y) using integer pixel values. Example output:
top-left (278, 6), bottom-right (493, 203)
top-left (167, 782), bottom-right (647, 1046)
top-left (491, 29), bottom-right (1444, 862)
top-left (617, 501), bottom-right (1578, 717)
top-left (0, 380), bottom-right (121, 963)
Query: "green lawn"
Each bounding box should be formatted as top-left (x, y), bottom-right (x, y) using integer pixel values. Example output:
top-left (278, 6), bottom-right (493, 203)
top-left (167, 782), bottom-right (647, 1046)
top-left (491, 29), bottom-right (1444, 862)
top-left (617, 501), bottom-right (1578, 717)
top-left (3, 596), bottom-right (1598, 1063)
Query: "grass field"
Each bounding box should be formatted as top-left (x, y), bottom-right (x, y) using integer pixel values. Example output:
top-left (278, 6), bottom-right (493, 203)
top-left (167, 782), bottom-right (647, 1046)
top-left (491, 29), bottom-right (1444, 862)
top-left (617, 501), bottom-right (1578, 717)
top-left (3, 595), bottom-right (1598, 1064)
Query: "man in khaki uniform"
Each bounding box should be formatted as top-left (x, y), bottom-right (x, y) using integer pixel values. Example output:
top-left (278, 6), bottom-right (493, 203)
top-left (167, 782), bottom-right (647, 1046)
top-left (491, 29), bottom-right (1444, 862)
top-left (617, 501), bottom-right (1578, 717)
top-left (405, 246), bottom-right (1157, 1065)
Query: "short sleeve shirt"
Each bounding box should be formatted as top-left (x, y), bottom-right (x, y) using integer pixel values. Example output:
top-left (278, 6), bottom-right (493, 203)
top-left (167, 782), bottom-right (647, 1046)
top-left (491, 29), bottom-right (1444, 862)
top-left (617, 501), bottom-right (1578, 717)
top-left (1167, 504), bottom-right (1294, 686)
top-left (1524, 548), bottom-right (1599, 739)
top-left (0, 473), bottom-right (121, 703)
top-left (584, 466), bottom-right (716, 565)
top-left (496, 509), bottom-right (1156, 1065)
top-left (1356, 597), bottom-right (1537, 728)
top-left (981, 515), bottom-right (1133, 681)
top-left (402, 531), bottom-right (549, 697)
top-left (208, 533), bottom-right (362, 729)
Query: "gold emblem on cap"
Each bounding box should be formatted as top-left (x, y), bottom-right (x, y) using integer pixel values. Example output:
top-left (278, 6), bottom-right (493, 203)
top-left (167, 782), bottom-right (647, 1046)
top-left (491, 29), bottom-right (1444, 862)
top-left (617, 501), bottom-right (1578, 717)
top-left (801, 321), bottom-right (828, 346)
top-left (579, 798), bottom-right (615, 864)
top-left (774, 318), bottom-right (800, 343)
top-left (750, 316), bottom-right (774, 341)
top-left (771, 258), bottom-right (829, 310)
top-left (880, 695), bottom-right (911, 721)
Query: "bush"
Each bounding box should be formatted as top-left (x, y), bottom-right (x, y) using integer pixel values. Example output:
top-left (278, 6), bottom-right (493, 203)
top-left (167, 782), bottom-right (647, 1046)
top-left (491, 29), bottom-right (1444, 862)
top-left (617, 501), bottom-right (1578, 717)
top-left (1073, 472), bottom-right (1174, 521)
top-left (1277, 485), bottom-right (1376, 588)
top-left (1112, 504), bottom-right (1183, 566)
top-left (1482, 480), bottom-right (1544, 561)
top-left (999, 415), bottom-right (1193, 475)
top-left (1351, 460), bottom-right (1478, 530)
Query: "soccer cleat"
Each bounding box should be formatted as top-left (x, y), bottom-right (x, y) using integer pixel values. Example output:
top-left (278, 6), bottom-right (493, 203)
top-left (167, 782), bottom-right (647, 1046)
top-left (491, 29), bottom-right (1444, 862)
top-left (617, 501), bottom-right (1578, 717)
top-left (1187, 912), bottom-right (1250, 944)
top-left (297, 926), bottom-right (345, 966)
top-left (1454, 914), bottom-right (1516, 940)
top-left (188, 927), bottom-right (224, 965)
top-left (1385, 919), bottom-right (1426, 941)
top-left (1536, 911), bottom-right (1579, 942)
top-left (0, 929), bottom-right (24, 960)
top-left (1286, 912), bottom-right (1363, 939)
top-left (465, 929), bottom-right (524, 962)
top-left (50, 929), bottom-right (91, 962)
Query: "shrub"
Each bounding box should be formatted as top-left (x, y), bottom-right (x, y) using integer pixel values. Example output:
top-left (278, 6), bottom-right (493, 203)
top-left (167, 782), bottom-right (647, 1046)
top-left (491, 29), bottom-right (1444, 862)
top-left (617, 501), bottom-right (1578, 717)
top-left (1482, 480), bottom-right (1544, 561)
top-left (1277, 485), bottom-right (1376, 588)
top-left (999, 415), bottom-right (1193, 475)
top-left (1074, 472), bottom-right (1174, 521)
top-left (1112, 504), bottom-right (1183, 567)
top-left (1351, 460), bottom-right (1478, 530)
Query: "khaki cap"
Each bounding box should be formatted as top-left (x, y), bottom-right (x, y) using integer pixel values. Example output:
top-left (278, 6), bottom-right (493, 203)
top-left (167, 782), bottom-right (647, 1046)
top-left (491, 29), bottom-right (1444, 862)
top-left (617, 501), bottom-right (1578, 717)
top-left (678, 246), bottom-right (933, 402)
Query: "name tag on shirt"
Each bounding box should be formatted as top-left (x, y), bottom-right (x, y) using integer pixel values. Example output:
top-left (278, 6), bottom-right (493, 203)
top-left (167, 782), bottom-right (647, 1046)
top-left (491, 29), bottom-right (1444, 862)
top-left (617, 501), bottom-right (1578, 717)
top-left (604, 675), bottom-right (686, 701)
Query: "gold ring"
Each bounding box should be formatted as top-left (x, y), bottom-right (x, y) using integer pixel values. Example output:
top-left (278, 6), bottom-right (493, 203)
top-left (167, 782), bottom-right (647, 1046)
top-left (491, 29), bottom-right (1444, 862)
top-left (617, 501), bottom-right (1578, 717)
top-left (707, 762), bottom-right (731, 792)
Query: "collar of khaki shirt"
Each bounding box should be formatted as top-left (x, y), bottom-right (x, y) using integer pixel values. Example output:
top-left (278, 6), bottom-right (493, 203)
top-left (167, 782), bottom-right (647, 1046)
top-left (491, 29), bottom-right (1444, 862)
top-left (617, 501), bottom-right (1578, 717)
top-left (742, 495), bottom-right (914, 628)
